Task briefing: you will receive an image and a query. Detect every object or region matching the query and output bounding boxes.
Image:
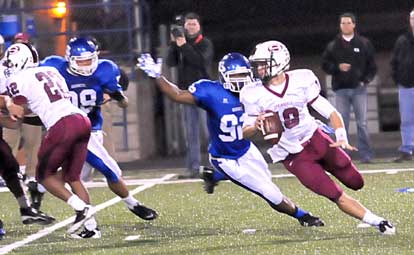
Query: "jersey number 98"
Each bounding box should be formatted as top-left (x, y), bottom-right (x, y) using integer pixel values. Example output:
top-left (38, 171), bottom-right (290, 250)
top-left (69, 89), bottom-right (97, 113)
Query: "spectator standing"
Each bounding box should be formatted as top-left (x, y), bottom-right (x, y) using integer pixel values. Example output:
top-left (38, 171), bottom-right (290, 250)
top-left (390, 9), bottom-right (414, 163)
top-left (321, 12), bottom-right (376, 164)
top-left (166, 12), bottom-right (214, 178)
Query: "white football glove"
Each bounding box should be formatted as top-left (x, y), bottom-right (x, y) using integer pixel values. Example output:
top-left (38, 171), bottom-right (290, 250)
top-left (137, 53), bottom-right (162, 78)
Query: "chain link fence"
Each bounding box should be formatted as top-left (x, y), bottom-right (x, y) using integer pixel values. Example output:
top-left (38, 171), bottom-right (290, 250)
top-left (0, 0), bottom-right (154, 153)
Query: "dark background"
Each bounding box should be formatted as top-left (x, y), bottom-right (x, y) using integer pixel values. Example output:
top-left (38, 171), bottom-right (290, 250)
top-left (149, 0), bottom-right (414, 59)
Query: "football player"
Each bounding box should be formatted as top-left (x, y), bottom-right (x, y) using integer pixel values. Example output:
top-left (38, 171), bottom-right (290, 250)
top-left (138, 52), bottom-right (324, 227)
top-left (241, 40), bottom-right (395, 235)
top-left (0, 42), bottom-right (56, 239)
top-left (3, 42), bottom-right (96, 235)
top-left (41, 37), bottom-right (157, 238)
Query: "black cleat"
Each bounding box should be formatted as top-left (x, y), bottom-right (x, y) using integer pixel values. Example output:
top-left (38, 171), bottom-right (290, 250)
top-left (199, 166), bottom-right (218, 194)
top-left (20, 207), bottom-right (55, 225)
top-left (28, 181), bottom-right (44, 211)
top-left (378, 220), bottom-right (396, 235)
top-left (129, 204), bottom-right (158, 221)
top-left (70, 227), bottom-right (101, 239)
top-left (67, 205), bottom-right (94, 234)
top-left (298, 213), bottom-right (325, 227)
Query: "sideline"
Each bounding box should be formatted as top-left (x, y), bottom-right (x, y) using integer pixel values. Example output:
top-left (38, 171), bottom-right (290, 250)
top-left (1, 168), bottom-right (413, 192)
top-left (0, 174), bottom-right (175, 255)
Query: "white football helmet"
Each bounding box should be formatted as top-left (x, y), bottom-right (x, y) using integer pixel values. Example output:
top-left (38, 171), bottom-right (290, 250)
top-left (3, 43), bottom-right (39, 77)
top-left (249, 40), bottom-right (290, 82)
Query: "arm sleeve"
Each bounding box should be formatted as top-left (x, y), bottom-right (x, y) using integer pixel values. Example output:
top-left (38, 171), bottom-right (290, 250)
top-left (309, 96), bottom-right (336, 119)
top-left (321, 41), bottom-right (339, 75)
top-left (102, 62), bottom-right (123, 94)
top-left (180, 38), bottom-right (214, 70)
top-left (240, 91), bottom-right (262, 127)
top-left (390, 36), bottom-right (404, 83)
top-left (7, 77), bottom-right (28, 105)
top-left (166, 43), bottom-right (179, 67)
top-left (188, 80), bottom-right (209, 110)
top-left (362, 39), bottom-right (377, 83)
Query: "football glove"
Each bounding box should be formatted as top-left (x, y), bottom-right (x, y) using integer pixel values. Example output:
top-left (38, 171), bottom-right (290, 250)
top-left (137, 53), bottom-right (162, 79)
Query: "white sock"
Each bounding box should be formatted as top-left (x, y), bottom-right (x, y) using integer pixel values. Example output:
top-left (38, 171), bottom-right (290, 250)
top-left (84, 216), bottom-right (98, 231)
top-left (122, 193), bottom-right (138, 209)
top-left (19, 165), bottom-right (26, 175)
top-left (362, 210), bottom-right (384, 226)
top-left (67, 195), bottom-right (87, 211)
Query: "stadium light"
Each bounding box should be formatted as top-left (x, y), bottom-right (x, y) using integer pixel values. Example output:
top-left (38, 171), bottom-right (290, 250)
top-left (50, 1), bottom-right (67, 19)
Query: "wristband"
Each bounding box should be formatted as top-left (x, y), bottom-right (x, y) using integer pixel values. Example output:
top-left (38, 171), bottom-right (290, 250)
top-left (335, 127), bottom-right (348, 143)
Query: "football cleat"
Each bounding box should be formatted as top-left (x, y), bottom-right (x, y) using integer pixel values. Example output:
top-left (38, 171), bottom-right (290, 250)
top-left (129, 204), bottom-right (158, 221)
top-left (297, 213), bottom-right (325, 227)
top-left (67, 205), bottom-right (94, 234)
top-left (70, 227), bottom-right (101, 239)
top-left (0, 219), bottom-right (5, 240)
top-left (199, 166), bottom-right (218, 194)
top-left (27, 180), bottom-right (44, 211)
top-left (378, 220), bottom-right (396, 235)
top-left (21, 207), bottom-right (55, 225)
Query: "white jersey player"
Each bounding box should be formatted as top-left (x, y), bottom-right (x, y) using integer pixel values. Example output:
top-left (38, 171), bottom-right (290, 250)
top-left (3, 43), bottom-right (96, 235)
top-left (241, 68), bottom-right (321, 162)
top-left (241, 40), bottom-right (395, 235)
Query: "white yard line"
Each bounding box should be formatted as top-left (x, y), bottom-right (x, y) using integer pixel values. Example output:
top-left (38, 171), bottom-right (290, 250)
top-left (2, 168), bottom-right (413, 193)
top-left (0, 174), bottom-right (175, 255)
top-left (0, 167), bottom-right (414, 253)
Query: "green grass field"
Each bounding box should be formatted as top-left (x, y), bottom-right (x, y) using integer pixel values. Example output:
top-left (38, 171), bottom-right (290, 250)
top-left (0, 161), bottom-right (414, 255)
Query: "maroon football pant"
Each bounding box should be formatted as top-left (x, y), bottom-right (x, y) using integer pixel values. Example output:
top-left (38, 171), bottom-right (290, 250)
top-left (36, 114), bottom-right (91, 183)
top-left (282, 128), bottom-right (364, 201)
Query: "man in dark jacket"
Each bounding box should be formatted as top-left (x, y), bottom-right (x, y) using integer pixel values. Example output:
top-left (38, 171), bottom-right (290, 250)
top-left (322, 12), bottom-right (376, 164)
top-left (166, 12), bottom-right (214, 178)
top-left (390, 9), bottom-right (414, 162)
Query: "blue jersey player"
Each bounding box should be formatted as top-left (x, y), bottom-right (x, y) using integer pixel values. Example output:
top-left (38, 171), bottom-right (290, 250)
top-left (138, 52), bottom-right (324, 227)
top-left (41, 37), bottom-right (158, 238)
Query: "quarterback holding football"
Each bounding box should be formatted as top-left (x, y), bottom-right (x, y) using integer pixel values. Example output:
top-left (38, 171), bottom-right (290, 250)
top-left (241, 40), bottom-right (395, 235)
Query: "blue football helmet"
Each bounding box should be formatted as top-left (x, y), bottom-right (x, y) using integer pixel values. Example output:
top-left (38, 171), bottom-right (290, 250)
top-left (65, 37), bottom-right (98, 76)
top-left (218, 52), bottom-right (253, 93)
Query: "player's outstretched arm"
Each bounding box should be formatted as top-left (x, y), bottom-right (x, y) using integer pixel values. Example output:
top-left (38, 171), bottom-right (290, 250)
top-left (155, 76), bottom-right (196, 105)
top-left (137, 54), bottom-right (195, 105)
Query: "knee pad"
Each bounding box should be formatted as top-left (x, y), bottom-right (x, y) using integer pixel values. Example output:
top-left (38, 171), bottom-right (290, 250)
top-left (336, 160), bottom-right (364, 191)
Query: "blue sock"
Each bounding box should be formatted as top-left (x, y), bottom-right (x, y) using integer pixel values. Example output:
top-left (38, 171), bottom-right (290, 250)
top-left (213, 169), bottom-right (228, 182)
top-left (293, 207), bottom-right (308, 219)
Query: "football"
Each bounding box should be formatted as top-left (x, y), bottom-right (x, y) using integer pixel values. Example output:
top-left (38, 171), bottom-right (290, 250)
top-left (260, 110), bottom-right (283, 144)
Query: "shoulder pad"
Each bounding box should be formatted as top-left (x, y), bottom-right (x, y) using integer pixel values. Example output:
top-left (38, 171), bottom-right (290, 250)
top-left (40, 55), bottom-right (66, 67)
top-left (96, 59), bottom-right (119, 73)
